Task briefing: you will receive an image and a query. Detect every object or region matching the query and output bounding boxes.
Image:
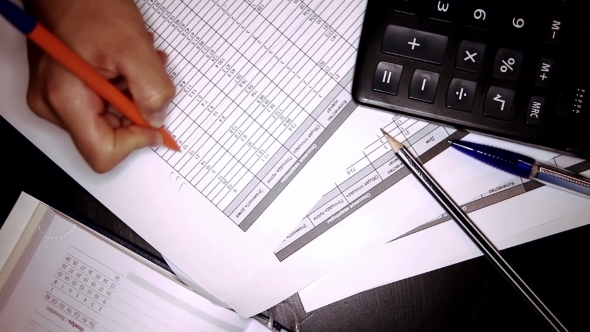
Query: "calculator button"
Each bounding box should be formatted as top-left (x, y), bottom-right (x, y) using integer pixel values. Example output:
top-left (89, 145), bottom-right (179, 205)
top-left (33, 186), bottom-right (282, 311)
top-left (502, 10), bottom-right (531, 37)
top-left (456, 40), bottom-right (486, 73)
top-left (535, 58), bottom-right (554, 87)
top-left (545, 17), bottom-right (563, 45)
top-left (409, 69), bottom-right (440, 103)
top-left (391, 0), bottom-right (418, 15)
top-left (484, 86), bottom-right (515, 120)
top-left (465, 5), bottom-right (493, 30)
top-left (373, 62), bottom-right (403, 95)
top-left (492, 48), bottom-right (524, 81)
top-left (429, 0), bottom-right (456, 23)
top-left (382, 25), bottom-right (449, 65)
top-left (446, 78), bottom-right (477, 112)
top-left (526, 96), bottom-right (545, 126)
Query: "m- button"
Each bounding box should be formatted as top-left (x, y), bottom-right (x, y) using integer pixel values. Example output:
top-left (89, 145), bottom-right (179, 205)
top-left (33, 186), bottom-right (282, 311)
top-left (382, 25), bottom-right (448, 65)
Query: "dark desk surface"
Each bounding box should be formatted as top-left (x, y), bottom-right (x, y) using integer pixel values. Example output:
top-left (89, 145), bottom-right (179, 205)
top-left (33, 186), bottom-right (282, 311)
top-left (1, 115), bottom-right (589, 331)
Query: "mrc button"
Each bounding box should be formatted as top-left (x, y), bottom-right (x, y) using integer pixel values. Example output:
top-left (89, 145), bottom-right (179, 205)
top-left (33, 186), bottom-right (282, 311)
top-left (526, 96), bottom-right (545, 126)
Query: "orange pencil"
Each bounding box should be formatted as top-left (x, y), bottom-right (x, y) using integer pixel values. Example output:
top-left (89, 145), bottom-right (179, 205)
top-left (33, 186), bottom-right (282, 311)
top-left (0, 0), bottom-right (179, 151)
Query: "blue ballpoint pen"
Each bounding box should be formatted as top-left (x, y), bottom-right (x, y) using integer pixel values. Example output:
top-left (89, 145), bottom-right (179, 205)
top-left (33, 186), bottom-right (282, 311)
top-left (449, 140), bottom-right (590, 198)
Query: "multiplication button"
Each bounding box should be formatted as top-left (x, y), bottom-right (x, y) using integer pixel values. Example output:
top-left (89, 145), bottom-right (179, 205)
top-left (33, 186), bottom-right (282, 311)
top-left (446, 78), bottom-right (477, 112)
top-left (456, 40), bottom-right (486, 73)
top-left (372, 62), bottom-right (403, 95)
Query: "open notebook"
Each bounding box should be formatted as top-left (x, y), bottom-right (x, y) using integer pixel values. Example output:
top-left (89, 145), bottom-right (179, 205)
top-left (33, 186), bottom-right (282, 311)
top-left (0, 193), bottom-right (271, 332)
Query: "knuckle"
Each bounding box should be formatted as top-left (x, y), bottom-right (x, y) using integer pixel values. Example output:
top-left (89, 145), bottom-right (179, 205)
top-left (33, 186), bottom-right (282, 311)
top-left (144, 82), bottom-right (175, 110)
top-left (45, 77), bottom-right (68, 110)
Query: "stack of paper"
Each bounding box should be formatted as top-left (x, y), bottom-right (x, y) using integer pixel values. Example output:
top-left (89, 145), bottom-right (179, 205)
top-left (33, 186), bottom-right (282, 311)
top-left (1, 0), bottom-right (589, 319)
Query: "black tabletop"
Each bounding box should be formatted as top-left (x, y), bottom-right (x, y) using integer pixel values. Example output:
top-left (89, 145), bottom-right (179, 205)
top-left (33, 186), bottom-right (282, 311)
top-left (1, 115), bottom-right (589, 331)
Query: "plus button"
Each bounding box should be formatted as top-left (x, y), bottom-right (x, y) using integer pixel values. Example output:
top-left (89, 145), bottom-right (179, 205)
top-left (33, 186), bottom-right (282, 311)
top-left (408, 37), bottom-right (420, 50)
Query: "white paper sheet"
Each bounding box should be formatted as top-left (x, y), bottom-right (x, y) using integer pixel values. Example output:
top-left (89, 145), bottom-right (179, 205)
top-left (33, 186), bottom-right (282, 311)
top-left (0, 0), bottom-right (365, 316)
top-left (0, 194), bottom-right (255, 331)
top-left (298, 181), bottom-right (590, 311)
top-left (229, 103), bottom-right (585, 316)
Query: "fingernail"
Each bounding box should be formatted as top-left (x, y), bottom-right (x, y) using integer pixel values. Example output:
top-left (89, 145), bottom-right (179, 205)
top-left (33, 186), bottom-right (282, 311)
top-left (148, 107), bottom-right (167, 128)
top-left (149, 133), bottom-right (164, 148)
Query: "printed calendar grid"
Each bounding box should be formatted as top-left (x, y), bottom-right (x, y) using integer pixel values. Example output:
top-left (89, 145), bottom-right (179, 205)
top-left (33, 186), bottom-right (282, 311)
top-left (132, 0), bottom-right (365, 230)
top-left (45, 248), bottom-right (124, 331)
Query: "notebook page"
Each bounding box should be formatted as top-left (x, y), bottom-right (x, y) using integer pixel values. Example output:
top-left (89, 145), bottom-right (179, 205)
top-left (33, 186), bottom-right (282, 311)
top-left (0, 203), bottom-right (252, 332)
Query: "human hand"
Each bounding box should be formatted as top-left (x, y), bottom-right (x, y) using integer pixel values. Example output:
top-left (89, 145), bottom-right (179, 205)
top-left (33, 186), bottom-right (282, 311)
top-left (24, 0), bottom-right (175, 173)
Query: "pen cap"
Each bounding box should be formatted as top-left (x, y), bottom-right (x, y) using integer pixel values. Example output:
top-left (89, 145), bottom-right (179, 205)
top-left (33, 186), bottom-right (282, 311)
top-left (0, 0), bottom-right (36, 34)
top-left (450, 140), bottom-right (535, 178)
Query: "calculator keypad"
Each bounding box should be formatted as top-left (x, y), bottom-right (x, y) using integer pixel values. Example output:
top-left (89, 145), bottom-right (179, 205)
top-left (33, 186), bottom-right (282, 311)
top-left (352, 0), bottom-right (590, 157)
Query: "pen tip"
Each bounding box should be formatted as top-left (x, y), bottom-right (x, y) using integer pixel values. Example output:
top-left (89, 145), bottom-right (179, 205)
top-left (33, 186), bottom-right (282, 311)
top-left (447, 140), bottom-right (454, 145)
top-left (381, 129), bottom-right (403, 153)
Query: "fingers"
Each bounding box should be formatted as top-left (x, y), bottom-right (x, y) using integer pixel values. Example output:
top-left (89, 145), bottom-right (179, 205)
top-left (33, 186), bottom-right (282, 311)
top-left (46, 64), bottom-right (162, 173)
top-left (26, 42), bottom-right (66, 129)
top-left (116, 39), bottom-right (175, 129)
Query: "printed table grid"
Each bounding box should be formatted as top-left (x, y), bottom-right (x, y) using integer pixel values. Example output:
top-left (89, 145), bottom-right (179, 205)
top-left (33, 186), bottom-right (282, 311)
top-left (274, 116), bottom-right (462, 260)
top-left (132, 0), bottom-right (365, 230)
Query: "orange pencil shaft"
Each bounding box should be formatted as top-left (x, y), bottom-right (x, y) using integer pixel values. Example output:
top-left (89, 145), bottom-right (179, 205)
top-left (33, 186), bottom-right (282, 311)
top-left (28, 25), bottom-right (179, 151)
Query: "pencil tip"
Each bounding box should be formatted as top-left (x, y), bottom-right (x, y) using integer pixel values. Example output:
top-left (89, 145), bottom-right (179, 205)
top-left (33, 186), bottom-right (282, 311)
top-left (381, 129), bottom-right (403, 153)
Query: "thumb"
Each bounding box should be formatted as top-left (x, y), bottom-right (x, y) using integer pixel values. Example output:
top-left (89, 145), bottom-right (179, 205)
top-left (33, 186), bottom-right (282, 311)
top-left (73, 123), bottom-right (163, 174)
top-left (117, 42), bottom-right (175, 128)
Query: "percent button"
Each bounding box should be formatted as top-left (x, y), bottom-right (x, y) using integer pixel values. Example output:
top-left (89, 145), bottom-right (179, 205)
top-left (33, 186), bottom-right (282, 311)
top-left (493, 48), bottom-right (524, 81)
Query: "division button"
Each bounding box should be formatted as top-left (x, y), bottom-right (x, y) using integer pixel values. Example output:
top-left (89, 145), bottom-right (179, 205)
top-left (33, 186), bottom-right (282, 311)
top-left (446, 78), bottom-right (477, 112)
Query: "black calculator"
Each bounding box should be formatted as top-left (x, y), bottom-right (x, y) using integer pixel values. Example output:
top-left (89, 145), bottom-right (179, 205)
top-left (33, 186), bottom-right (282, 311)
top-left (352, 0), bottom-right (590, 158)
